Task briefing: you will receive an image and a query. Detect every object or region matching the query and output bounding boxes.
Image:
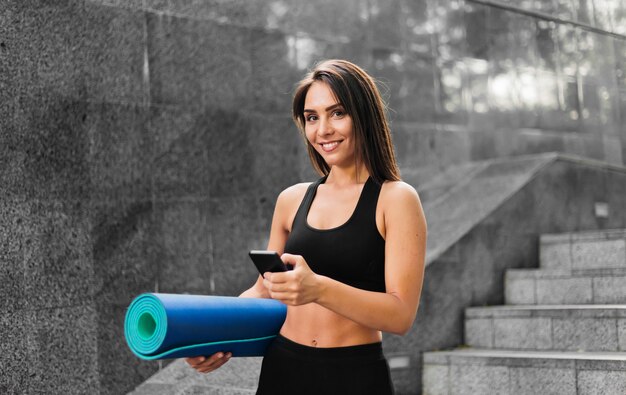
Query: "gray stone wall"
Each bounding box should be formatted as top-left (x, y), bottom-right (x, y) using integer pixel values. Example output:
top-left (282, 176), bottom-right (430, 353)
top-left (1, 1), bottom-right (626, 394)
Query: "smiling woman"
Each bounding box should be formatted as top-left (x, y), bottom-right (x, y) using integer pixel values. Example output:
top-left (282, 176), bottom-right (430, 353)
top-left (292, 59), bottom-right (401, 185)
top-left (185, 60), bottom-right (427, 395)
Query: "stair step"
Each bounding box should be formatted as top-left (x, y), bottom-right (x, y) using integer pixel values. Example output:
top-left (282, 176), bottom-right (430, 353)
top-left (505, 269), bottom-right (626, 304)
top-left (129, 358), bottom-right (260, 395)
top-left (423, 349), bottom-right (626, 395)
top-left (465, 305), bottom-right (626, 352)
top-left (540, 229), bottom-right (626, 271)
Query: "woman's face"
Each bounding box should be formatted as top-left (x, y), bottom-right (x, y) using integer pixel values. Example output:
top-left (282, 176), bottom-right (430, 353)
top-left (303, 81), bottom-right (355, 169)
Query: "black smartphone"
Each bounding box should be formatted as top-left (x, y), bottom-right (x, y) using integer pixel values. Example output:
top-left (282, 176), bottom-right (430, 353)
top-left (248, 250), bottom-right (290, 274)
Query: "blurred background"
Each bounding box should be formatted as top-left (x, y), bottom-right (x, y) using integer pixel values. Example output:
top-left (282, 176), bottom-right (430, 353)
top-left (1, 0), bottom-right (625, 394)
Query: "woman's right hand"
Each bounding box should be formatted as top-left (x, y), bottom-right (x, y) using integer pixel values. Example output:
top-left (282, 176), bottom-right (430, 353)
top-left (185, 352), bottom-right (232, 373)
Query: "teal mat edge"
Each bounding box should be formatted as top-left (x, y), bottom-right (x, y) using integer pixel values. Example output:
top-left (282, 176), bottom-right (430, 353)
top-left (130, 334), bottom-right (278, 360)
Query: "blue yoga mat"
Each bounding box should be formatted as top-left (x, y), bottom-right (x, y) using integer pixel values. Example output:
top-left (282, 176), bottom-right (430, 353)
top-left (124, 293), bottom-right (287, 360)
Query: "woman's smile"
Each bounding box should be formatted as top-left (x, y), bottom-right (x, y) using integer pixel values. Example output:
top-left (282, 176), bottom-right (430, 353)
top-left (320, 140), bottom-right (343, 152)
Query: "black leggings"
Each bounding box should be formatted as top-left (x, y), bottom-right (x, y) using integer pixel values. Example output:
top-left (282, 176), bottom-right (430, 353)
top-left (256, 335), bottom-right (394, 395)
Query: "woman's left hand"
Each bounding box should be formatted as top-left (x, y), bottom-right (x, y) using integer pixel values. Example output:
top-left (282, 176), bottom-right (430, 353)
top-left (262, 253), bottom-right (322, 306)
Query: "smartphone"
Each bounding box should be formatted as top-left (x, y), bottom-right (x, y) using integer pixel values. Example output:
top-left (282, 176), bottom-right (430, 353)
top-left (248, 250), bottom-right (290, 274)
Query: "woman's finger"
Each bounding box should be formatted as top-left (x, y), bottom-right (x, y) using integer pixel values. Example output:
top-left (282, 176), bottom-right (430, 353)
top-left (189, 352), bottom-right (225, 368)
top-left (185, 356), bottom-right (205, 366)
top-left (197, 353), bottom-right (232, 373)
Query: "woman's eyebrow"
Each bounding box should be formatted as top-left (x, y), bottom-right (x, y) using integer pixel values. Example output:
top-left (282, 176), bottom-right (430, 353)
top-left (303, 103), bottom-right (343, 113)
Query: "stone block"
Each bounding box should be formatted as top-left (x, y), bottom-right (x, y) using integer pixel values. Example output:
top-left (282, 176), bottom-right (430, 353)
top-left (510, 367), bottom-right (576, 395)
top-left (422, 364), bottom-right (450, 395)
top-left (86, 102), bottom-right (152, 201)
top-left (0, 200), bottom-right (29, 313)
top-left (593, 276), bottom-right (626, 303)
top-left (148, 106), bottom-right (210, 200)
top-left (81, 3), bottom-right (147, 103)
top-left (0, 311), bottom-right (28, 394)
top-left (23, 200), bottom-right (95, 309)
top-left (130, 383), bottom-right (177, 395)
top-left (147, 14), bottom-right (252, 111)
top-left (25, 305), bottom-right (99, 394)
top-left (465, 318), bottom-right (494, 348)
top-left (185, 357), bottom-right (261, 391)
top-left (159, 0), bottom-right (275, 30)
top-left (536, 277), bottom-right (592, 304)
top-left (210, 197), bottom-right (269, 295)
top-left (146, 14), bottom-right (206, 107)
top-left (86, 0), bottom-right (144, 9)
top-left (505, 275), bottom-right (536, 304)
top-left (540, 240), bottom-right (572, 270)
top-left (576, 358), bottom-right (626, 371)
top-left (149, 106), bottom-right (255, 199)
top-left (182, 386), bottom-right (256, 395)
top-left (294, 0), bottom-right (366, 42)
top-left (0, 119), bottom-right (27, 200)
top-left (0, 254), bottom-right (24, 314)
top-left (617, 319), bottom-right (626, 351)
top-left (18, 95), bottom-right (91, 200)
top-left (152, 201), bottom-right (213, 294)
top-left (603, 135), bottom-right (624, 165)
top-left (97, 302), bottom-right (158, 395)
top-left (202, 109), bottom-right (255, 198)
top-left (606, 168), bottom-right (626, 230)
top-left (0, 3), bottom-right (20, 94)
top-left (393, 126), bottom-right (440, 170)
top-left (391, 61), bottom-right (437, 125)
top-left (577, 370), bottom-right (626, 395)
top-left (140, 358), bottom-right (193, 386)
top-left (436, 128), bottom-right (472, 170)
top-left (131, 357), bottom-right (262, 394)
top-left (572, 239), bottom-right (626, 270)
top-left (16, 1), bottom-right (86, 100)
top-left (250, 30), bottom-right (298, 113)
top-left (91, 199), bottom-right (157, 306)
top-left (494, 318), bottom-right (552, 350)
top-left (553, 318), bottom-right (618, 351)
top-left (450, 364), bottom-right (509, 395)
top-left (200, 23), bottom-right (252, 111)
top-left (248, 114), bottom-right (304, 198)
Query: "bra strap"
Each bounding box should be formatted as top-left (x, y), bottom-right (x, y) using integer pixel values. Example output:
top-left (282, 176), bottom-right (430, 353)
top-left (292, 175), bottom-right (328, 227)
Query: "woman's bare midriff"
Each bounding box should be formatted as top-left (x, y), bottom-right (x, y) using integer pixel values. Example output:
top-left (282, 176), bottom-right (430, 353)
top-left (279, 303), bottom-right (382, 348)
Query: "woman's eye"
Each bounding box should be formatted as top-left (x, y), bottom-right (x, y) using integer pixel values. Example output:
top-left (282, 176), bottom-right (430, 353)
top-left (332, 110), bottom-right (344, 117)
top-left (306, 115), bottom-right (318, 122)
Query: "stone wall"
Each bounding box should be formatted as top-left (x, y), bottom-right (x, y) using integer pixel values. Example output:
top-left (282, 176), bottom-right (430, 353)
top-left (1, 0), bottom-right (626, 394)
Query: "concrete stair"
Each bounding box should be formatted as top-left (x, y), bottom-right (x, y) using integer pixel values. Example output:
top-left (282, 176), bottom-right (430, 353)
top-left (465, 305), bottom-right (626, 352)
top-left (423, 229), bottom-right (626, 394)
top-left (505, 269), bottom-right (626, 305)
top-left (423, 349), bottom-right (626, 395)
top-left (506, 229), bottom-right (626, 305)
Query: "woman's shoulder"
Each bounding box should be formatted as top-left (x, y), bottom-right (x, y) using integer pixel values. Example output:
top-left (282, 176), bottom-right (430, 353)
top-left (379, 180), bottom-right (426, 228)
top-left (380, 180), bottom-right (419, 199)
top-left (379, 180), bottom-right (423, 210)
top-left (275, 182), bottom-right (314, 208)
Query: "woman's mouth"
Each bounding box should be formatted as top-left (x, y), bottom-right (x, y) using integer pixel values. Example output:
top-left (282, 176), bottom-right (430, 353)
top-left (320, 141), bottom-right (341, 152)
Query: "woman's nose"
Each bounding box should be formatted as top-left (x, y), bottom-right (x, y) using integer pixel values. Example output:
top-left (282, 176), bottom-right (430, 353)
top-left (317, 117), bottom-right (333, 136)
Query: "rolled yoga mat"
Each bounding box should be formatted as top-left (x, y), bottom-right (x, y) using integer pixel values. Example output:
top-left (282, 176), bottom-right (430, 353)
top-left (124, 293), bottom-right (287, 360)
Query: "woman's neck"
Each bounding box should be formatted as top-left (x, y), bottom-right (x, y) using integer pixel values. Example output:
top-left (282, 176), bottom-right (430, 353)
top-left (325, 164), bottom-right (369, 186)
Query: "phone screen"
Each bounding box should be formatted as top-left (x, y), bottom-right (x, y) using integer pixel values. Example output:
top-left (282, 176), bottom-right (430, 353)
top-left (248, 250), bottom-right (289, 274)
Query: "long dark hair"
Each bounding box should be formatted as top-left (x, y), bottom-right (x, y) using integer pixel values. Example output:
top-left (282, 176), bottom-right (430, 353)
top-left (292, 59), bottom-right (400, 184)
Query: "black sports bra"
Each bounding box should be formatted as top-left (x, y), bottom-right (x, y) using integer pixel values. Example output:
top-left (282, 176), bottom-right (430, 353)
top-left (284, 175), bottom-right (386, 292)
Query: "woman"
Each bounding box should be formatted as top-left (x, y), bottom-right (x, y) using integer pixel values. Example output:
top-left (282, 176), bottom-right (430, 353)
top-left (187, 59), bottom-right (426, 394)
